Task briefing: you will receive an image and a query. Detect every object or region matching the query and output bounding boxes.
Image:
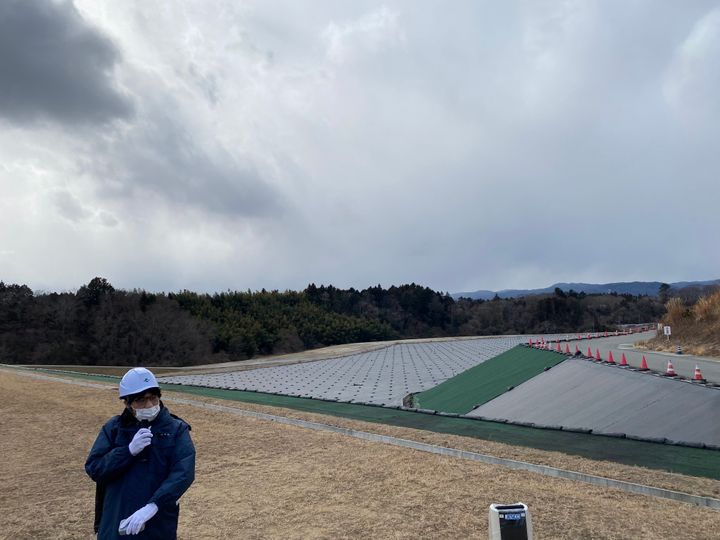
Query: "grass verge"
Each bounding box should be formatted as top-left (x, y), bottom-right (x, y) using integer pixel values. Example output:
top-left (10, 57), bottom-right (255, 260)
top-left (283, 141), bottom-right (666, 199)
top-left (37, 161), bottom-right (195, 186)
top-left (12, 365), bottom-right (720, 480)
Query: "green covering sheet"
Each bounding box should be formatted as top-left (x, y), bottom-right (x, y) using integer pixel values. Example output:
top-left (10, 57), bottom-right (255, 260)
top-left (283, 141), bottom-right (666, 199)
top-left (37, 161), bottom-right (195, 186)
top-left (415, 346), bottom-right (567, 414)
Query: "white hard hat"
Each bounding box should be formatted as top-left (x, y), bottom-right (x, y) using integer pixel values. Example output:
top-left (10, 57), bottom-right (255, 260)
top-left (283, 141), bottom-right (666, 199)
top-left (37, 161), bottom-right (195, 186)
top-left (119, 367), bottom-right (159, 399)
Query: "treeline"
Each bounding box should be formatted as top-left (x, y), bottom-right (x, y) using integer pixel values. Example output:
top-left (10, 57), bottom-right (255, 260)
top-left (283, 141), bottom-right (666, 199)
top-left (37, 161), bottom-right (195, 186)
top-left (0, 279), bottom-right (216, 366)
top-left (0, 278), bottom-right (667, 366)
top-left (453, 288), bottom-right (665, 335)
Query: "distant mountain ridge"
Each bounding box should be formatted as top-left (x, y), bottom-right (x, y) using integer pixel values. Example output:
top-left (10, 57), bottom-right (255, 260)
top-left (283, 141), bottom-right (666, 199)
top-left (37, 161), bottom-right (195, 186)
top-left (453, 279), bottom-right (720, 300)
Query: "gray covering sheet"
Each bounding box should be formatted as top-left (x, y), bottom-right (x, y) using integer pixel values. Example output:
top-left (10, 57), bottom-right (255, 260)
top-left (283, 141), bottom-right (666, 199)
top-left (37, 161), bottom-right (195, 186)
top-left (159, 334), bottom-right (569, 407)
top-left (468, 359), bottom-right (720, 446)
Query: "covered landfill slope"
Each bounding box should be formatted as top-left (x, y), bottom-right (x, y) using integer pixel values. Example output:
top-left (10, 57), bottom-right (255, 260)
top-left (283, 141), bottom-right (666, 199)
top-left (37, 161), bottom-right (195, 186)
top-left (158, 335), bottom-right (572, 407)
top-left (468, 358), bottom-right (720, 448)
top-left (413, 346), bottom-right (566, 414)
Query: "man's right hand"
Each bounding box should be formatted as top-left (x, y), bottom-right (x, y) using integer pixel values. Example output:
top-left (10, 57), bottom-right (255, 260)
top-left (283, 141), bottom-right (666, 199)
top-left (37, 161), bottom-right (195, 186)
top-left (128, 428), bottom-right (153, 456)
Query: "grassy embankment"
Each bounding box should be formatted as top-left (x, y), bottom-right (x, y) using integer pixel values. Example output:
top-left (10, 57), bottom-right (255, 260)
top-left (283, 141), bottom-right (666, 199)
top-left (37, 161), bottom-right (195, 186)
top-left (3, 370), bottom-right (720, 539)
top-left (9, 363), bottom-right (720, 480)
top-left (639, 289), bottom-right (720, 357)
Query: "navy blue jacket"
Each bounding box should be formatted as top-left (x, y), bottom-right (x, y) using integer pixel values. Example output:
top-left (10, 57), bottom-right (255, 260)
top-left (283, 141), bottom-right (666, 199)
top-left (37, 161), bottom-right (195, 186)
top-left (85, 403), bottom-right (195, 539)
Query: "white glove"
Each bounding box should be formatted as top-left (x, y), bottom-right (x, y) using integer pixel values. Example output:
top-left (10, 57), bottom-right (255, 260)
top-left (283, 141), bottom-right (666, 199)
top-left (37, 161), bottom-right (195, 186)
top-left (128, 428), bottom-right (152, 456)
top-left (120, 503), bottom-right (158, 535)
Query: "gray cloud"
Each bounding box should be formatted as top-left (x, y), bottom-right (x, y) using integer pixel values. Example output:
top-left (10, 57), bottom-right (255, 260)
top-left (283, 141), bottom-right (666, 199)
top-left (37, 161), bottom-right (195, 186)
top-left (82, 105), bottom-right (283, 219)
top-left (98, 211), bottom-right (119, 228)
top-left (1, 1), bottom-right (719, 294)
top-left (51, 189), bottom-right (91, 222)
top-left (0, 0), bottom-right (132, 125)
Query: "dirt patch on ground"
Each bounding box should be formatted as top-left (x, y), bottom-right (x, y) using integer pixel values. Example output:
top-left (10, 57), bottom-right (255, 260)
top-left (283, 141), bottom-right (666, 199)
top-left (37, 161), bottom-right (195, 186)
top-left (1, 370), bottom-right (719, 539)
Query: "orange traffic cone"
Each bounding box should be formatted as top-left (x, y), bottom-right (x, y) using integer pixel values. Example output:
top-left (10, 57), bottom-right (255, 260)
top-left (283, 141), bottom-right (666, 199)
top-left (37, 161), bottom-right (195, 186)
top-left (565, 343), bottom-right (571, 354)
top-left (619, 352), bottom-right (628, 366)
top-left (607, 351), bottom-right (615, 364)
top-left (529, 338), bottom-right (534, 346)
top-left (575, 344), bottom-right (580, 354)
top-left (556, 342), bottom-right (561, 352)
top-left (595, 349), bottom-right (602, 361)
top-left (587, 347), bottom-right (593, 357)
top-left (664, 360), bottom-right (677, 377)
top-left (693, 366), bottom-right (706, 382)
top-left (639, 356), bottom-right (649, 371)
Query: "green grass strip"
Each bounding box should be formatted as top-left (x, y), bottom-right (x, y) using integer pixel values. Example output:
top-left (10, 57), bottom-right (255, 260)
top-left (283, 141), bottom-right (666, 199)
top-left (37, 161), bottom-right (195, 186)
top-left (11, 365), bottom-right (720, 479)
top-left (415, 346), bottom-right (567, 414)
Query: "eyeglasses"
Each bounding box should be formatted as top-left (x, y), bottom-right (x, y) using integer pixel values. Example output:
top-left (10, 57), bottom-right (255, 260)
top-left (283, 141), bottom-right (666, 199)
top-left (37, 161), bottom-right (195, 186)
top-left (132, 394), bottom-right (160, 407)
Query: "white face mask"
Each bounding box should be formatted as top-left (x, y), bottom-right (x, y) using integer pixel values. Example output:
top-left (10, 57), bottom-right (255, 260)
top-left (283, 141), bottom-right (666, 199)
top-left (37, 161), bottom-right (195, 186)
top-left (134, 404), bottom-right (160, 422)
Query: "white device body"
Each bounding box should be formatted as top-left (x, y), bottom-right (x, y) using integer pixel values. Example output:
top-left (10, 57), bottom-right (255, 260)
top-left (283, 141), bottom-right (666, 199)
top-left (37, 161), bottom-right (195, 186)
top-left (488, 502), bottom-right (533, 540)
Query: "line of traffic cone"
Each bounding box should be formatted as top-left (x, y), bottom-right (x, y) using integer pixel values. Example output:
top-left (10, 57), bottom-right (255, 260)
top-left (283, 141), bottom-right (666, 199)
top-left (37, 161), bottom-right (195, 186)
top-left (527, 333), bottom-right (711, 382)
top-left (559, 340), bottom-right (711, 385)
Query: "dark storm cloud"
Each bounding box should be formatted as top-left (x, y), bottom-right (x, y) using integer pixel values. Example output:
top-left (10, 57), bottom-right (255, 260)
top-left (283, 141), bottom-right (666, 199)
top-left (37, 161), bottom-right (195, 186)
top-left (0, 0), bottom-right (132, 125)
top-left (3, 1), bottom-right (719, 294)
top-left (86, 109), bottom-right (283, 218)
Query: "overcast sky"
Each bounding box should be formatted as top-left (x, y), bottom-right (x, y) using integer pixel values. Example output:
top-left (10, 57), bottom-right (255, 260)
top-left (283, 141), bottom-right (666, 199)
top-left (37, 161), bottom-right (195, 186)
top-left (1, 0), bottom-right (718, 294)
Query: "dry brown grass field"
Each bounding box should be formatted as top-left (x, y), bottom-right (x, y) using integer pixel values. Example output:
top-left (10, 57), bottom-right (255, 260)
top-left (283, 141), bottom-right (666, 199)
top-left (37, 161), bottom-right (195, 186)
top-left (641, 291), bottom-right (720, 357)
top-left (1, 370), bottom-right (719, 540)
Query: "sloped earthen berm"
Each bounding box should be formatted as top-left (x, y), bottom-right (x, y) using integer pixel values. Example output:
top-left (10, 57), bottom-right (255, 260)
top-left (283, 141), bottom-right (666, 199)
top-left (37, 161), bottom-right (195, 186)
top-left (462, 347), bottom-right (719, 450)
top-left (158, 333), bottom-right (720, 452)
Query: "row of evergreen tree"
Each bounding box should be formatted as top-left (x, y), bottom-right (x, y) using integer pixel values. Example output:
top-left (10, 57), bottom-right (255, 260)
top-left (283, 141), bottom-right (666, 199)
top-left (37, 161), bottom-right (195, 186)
top-left (0, 278), bottom-right (669, 366)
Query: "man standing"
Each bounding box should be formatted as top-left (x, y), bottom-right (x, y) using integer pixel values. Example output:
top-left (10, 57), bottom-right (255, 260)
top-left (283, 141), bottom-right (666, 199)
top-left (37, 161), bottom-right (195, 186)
top-left (86, 367), bottom-right (195, 538)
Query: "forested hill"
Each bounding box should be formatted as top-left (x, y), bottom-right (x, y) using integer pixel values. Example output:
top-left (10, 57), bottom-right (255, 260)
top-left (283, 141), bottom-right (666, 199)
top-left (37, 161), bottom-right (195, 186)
top-left (0, 278), bottom-right (667, 367)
